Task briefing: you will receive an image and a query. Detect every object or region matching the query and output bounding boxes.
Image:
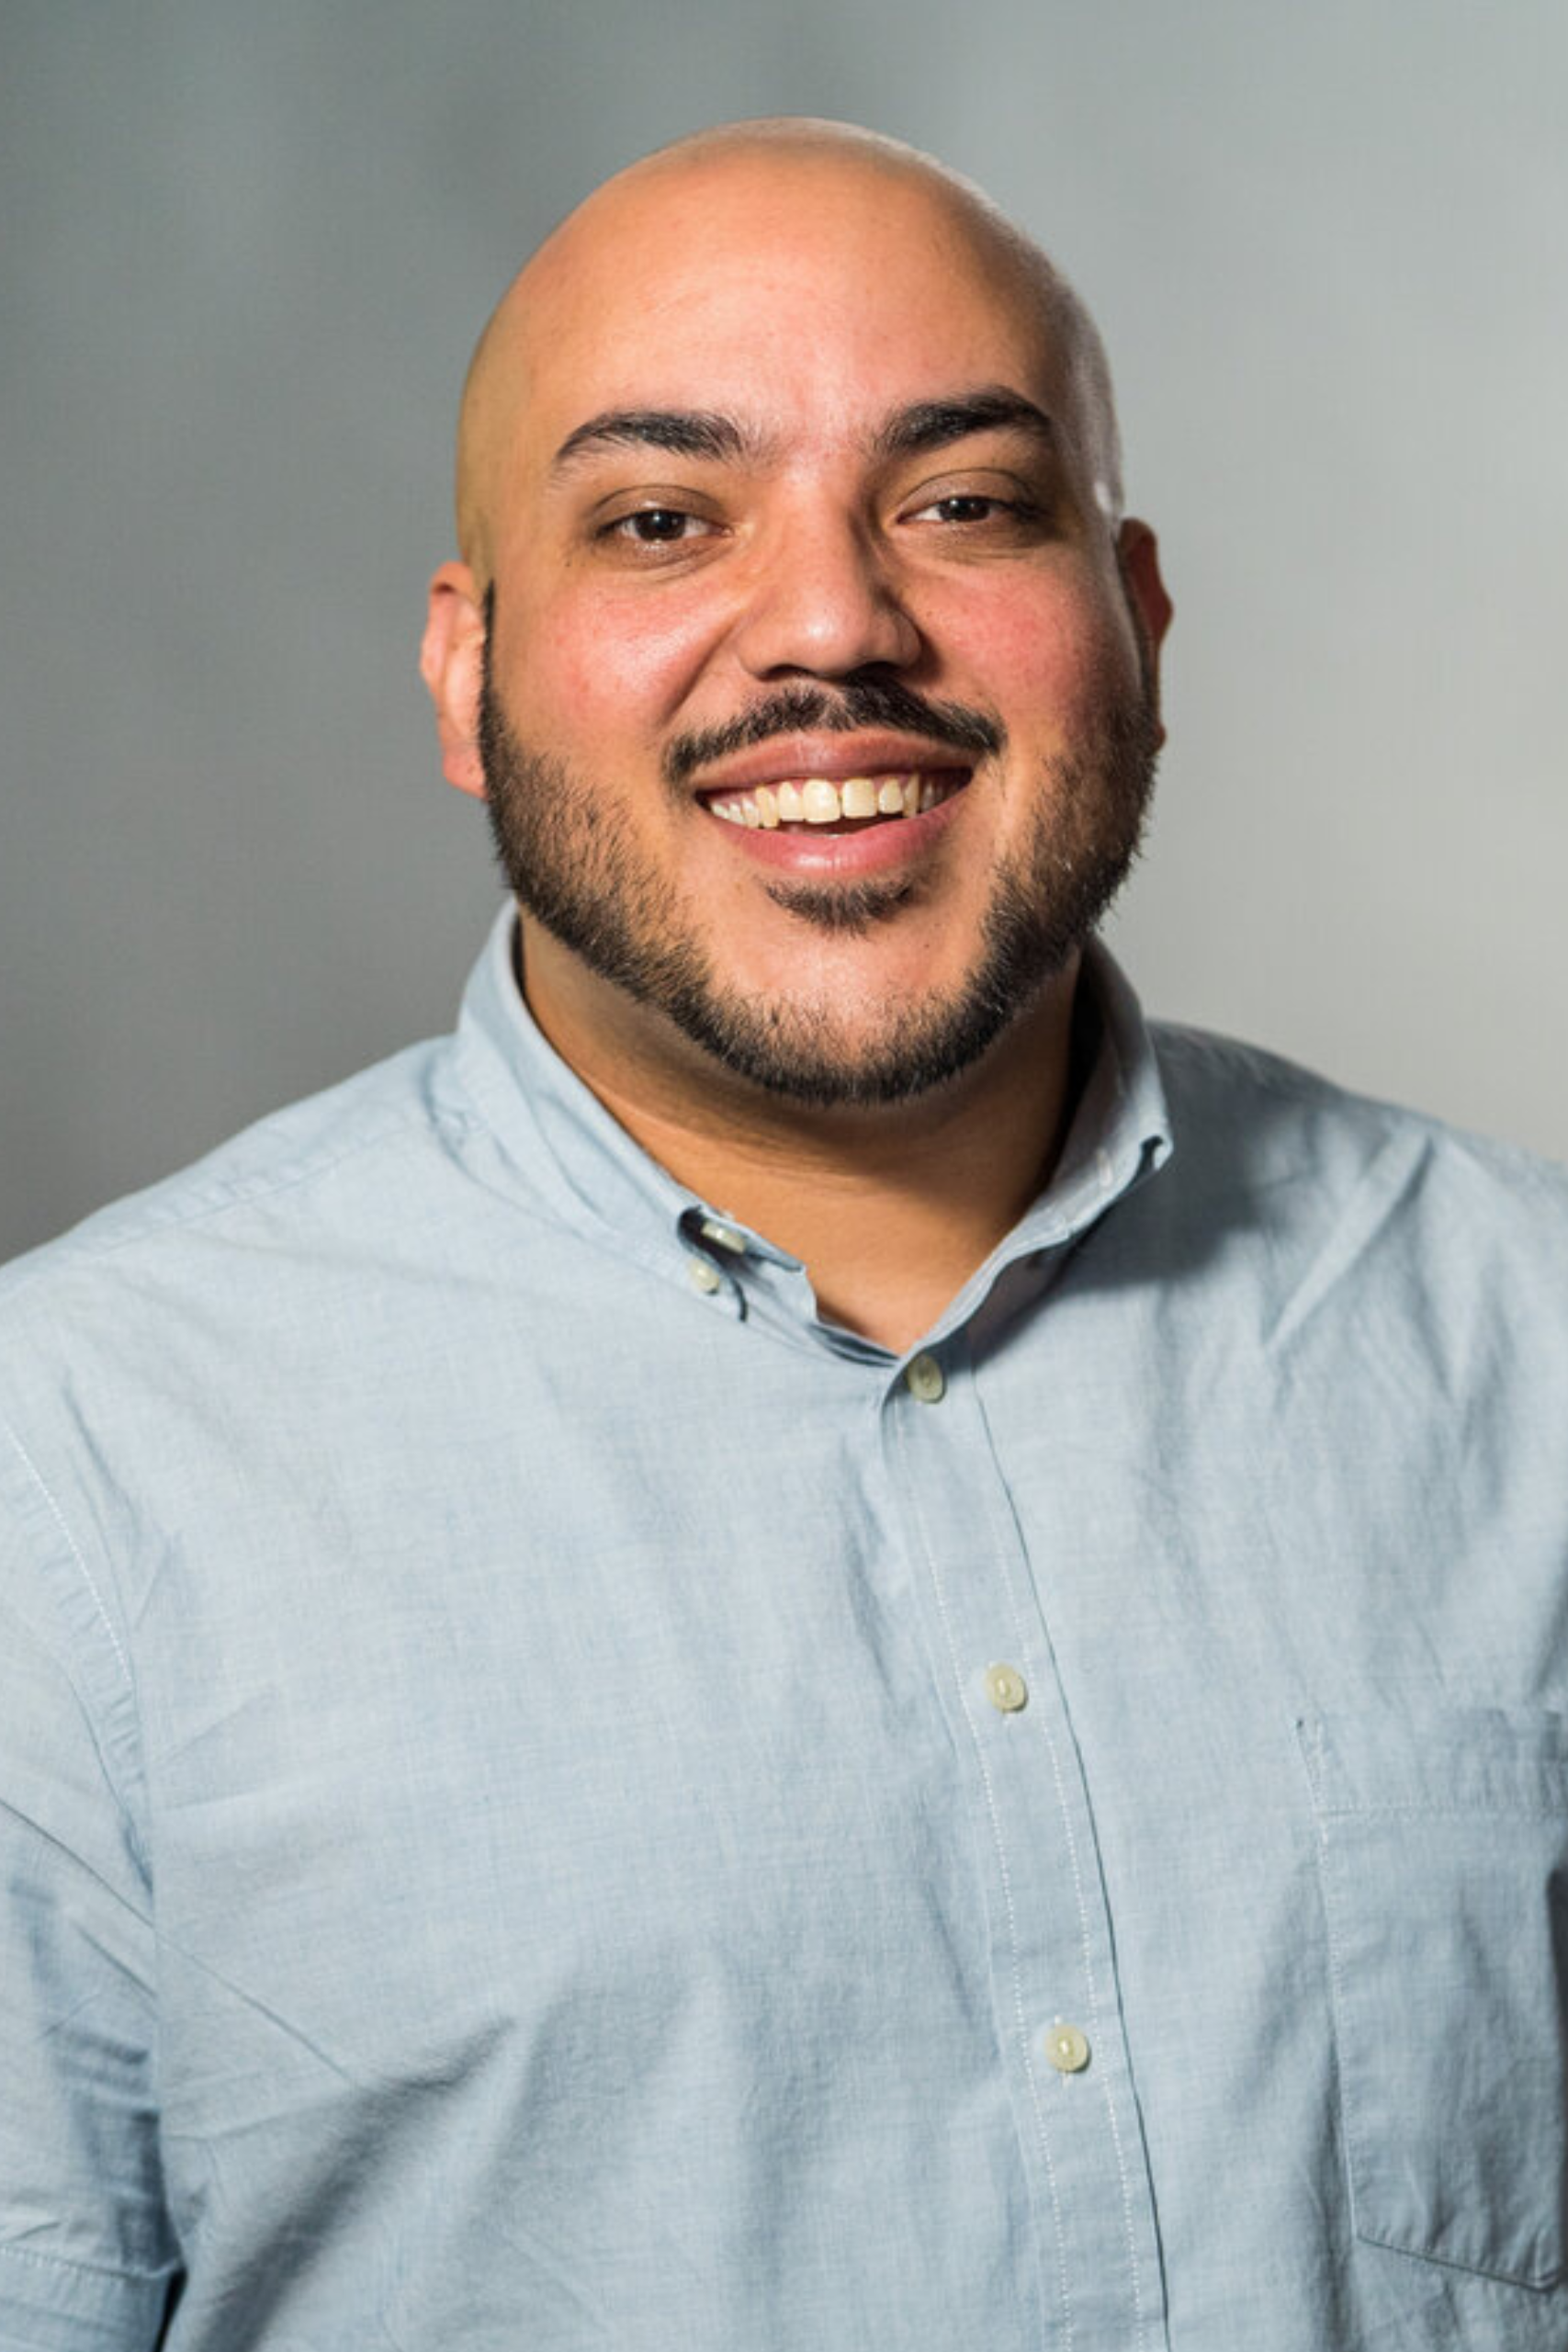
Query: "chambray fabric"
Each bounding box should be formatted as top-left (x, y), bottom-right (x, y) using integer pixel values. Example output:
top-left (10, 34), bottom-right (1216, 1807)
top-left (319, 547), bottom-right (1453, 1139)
top-left (3, 908), bottom-right (1568, 2352)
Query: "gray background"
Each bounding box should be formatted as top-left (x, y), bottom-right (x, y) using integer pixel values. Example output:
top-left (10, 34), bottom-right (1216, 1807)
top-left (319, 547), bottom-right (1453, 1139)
top-left (5, 0), bottom-right (1565, 1263)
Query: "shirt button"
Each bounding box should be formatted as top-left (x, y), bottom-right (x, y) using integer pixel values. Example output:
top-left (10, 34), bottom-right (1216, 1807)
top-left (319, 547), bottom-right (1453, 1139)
top-left (1045, 2023), bottom-right (1090, 2075)
top-left (686, 1256), bottom-right (723, 1295)
top-left (903, 1352), bottom-right (945, 1403)
top-left (984, 1663), bottom-right (1029, 1713)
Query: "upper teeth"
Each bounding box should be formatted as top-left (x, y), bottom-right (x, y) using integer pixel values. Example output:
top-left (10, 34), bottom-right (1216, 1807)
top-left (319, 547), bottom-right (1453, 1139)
top-left (707, 775), bottom-right (957, 830)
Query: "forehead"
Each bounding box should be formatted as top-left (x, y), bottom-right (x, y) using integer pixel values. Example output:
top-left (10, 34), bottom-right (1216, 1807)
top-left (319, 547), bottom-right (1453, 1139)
top-left (512, 161), bottom-right (1063, 465)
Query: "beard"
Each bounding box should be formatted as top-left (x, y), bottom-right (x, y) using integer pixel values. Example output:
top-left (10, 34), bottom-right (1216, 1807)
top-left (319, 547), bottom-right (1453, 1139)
top-left (478, 624), bottom-right (1160, 1111)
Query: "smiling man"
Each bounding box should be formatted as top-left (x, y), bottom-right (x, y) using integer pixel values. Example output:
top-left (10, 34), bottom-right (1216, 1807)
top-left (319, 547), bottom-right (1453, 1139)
top-left (4, 119), bottom-right (1568, 2352)
top-left (422, 123), bottom-right (1170, 1349)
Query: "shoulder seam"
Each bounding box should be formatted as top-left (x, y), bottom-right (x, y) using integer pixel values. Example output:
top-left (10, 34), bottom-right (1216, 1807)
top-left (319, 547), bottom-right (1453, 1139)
top-left (14, 1098), bottom-right (484, 1282)
top-left (1151, 1022), bottom-right (1568, 1195)
top-left (1151, 1022), bottom-right (1336, 1100)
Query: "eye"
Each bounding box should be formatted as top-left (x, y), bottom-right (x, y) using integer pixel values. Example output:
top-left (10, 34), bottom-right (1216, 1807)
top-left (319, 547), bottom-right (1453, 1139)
top-left (604, 506), bottom-right (715, 546)
top-left (908, 492), bottom-right (1035, 526)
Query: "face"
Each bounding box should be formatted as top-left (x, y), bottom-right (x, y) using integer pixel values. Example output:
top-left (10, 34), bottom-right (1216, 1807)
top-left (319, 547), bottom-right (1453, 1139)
top-left (435, 156), bottom-right (1170, 1110)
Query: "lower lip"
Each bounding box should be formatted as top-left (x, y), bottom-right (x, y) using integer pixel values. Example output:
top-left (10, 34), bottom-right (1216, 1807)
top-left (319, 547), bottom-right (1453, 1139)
top-left (701, 780), bottom-right (971, 877)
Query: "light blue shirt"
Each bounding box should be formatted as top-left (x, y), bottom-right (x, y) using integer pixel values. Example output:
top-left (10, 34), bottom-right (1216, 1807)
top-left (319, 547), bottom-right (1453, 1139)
top-left (3, 908), bottom-right (1568, 2351)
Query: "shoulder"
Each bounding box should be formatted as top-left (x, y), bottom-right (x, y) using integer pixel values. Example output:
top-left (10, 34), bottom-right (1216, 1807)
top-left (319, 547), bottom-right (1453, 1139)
top-left (1154, 1017), bottom-right (1566, 1199)
top-left (0, 1032), bottom-right (488, 1637)
top-left (0, 1032), bottom-right (483, 1350)
top-left (1145, 1016), bottom-right (1568, 1298)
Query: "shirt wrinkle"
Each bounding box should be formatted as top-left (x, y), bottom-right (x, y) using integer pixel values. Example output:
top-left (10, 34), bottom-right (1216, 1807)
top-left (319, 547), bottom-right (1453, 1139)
top-left (1264, 1125), bottom-right (1436, 1353)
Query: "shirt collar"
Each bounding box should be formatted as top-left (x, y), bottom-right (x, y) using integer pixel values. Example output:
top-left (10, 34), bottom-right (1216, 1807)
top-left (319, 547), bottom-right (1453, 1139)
top-left (454, 905), bottom-right (707, 1278)
top-left (1015, 932), bottom-right (1174, 1253)
top-left (453, 903), bottom-right (1172, 1332)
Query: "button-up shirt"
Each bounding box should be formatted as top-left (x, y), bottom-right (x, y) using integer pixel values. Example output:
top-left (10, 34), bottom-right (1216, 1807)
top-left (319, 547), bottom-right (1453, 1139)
top-left (3, 908), bottom-right (1567, 2351)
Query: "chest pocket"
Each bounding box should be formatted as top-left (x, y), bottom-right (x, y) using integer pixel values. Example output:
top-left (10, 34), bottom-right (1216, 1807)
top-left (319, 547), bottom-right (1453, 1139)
top-left (1299, 1708), bottom-right (1568, 2293)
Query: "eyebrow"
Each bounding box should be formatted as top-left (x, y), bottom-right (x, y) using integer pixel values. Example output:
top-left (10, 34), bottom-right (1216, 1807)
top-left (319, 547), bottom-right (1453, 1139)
top-left (548, 386), bottom-right (1056, 480)
top-left (550, 409), bottom-right (761, 475)
top-left (871, 387), bottom-right (1058, 461)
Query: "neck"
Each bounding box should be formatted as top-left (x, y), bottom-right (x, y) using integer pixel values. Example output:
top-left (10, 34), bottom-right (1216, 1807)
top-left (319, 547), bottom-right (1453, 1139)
top-left (517, 921), bottom-right (1083, 1355)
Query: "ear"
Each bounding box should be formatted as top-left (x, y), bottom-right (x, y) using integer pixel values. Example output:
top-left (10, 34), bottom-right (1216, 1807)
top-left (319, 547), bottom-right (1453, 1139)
top-left (1115, 519), bottom-right (1174, 741)
top-left (420, 561), bottom-right (489, 801)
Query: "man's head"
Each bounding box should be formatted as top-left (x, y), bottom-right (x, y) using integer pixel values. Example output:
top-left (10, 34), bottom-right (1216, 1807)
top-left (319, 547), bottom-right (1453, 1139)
top-left (422, 119), bottom-right (1171, 1110)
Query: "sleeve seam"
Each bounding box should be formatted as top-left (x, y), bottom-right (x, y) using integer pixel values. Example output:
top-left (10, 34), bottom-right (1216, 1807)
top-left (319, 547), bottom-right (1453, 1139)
top-left (0, 2237), bottom-right (177, 2288)
top-left (0, 1416), bottom-right (134, 1702)
top-left (0, 1411), bottom-right (150, 1873)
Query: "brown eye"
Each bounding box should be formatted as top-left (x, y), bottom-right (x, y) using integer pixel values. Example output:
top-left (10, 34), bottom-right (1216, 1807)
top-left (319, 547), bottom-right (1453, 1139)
top-left (911, 492), bottom-right (1036, 526)
top-left (612, 508), bottom-right (703, 543)
top-left (901, 483), bottom-right (1049, 539)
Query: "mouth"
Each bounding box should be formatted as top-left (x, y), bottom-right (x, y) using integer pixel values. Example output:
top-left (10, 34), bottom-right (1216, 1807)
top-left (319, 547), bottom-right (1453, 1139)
top-left (700, 768), bottom-right (971, 836)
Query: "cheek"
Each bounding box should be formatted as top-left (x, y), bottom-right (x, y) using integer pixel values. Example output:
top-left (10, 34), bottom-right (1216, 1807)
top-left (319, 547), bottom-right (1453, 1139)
top-left (516, 586), bottom-right (724, 730)
top-left (943, 582), bottom-right (1138, 725)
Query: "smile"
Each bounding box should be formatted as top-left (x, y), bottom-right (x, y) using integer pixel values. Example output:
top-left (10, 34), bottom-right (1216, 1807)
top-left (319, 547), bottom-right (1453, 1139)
top-left (703, 772), bottom-right (969, 832)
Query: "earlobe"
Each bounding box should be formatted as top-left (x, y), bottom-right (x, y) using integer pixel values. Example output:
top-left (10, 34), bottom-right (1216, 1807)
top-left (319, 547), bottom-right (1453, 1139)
top-left (420, 562), bottom-right (489, 802)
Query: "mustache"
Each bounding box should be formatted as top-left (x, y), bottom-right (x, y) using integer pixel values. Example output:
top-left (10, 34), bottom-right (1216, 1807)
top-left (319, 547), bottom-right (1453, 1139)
top-left (662, 680), bottom-right (1005, 787)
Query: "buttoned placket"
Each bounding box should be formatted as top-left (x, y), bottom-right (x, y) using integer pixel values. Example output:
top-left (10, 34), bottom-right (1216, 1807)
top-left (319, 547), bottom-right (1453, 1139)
top-left (881, 1317), bottom-right (1169, 2351)
top-left (465, 910), bottom-right (1175, 2344)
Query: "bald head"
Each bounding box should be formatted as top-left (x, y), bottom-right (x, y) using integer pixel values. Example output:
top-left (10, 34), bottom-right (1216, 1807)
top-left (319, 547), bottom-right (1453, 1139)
top-left (453, 119), bottom-right (1123, 587)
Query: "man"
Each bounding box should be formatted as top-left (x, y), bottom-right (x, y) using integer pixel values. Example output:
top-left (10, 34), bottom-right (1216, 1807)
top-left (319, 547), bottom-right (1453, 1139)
top-left (2, 119), bottom-right (1565, 2352)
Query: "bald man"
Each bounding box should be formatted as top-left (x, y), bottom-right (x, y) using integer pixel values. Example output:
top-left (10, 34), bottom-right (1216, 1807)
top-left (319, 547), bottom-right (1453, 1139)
top-left (3, 120), bottom-right (1567, 2352)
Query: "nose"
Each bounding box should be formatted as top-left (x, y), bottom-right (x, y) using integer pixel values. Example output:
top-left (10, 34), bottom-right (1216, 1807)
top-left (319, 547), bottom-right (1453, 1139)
top-left (729, 508), bottom-right (922, 680)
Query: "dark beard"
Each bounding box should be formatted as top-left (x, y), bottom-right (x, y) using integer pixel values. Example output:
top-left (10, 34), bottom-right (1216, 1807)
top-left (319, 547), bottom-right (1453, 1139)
top-left (477, 623), bottom-right (1159, 1110)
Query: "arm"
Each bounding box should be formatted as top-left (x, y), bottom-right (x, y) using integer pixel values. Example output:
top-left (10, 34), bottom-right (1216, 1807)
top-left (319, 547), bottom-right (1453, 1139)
top-left (0, 1430), bottom-right (180, 2350)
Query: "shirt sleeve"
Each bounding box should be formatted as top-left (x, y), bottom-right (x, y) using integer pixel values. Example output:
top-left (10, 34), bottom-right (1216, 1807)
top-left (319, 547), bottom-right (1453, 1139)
top-left (0, 1423), bottom-right (180, 2350)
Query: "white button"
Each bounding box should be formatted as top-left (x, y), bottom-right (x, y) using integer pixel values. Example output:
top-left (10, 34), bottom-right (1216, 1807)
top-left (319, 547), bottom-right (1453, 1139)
top-left (1045, 2023), bottom-right (1090, 2074)
top-left (686, 1256), bottom-right (723, 1295)
top-left (903, 1352), bottom-right (945, 1403)
top-left (984, 1663), bottom-right (1028, 1714)
top-left (699, 1218), bottom-right (748, 1256)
